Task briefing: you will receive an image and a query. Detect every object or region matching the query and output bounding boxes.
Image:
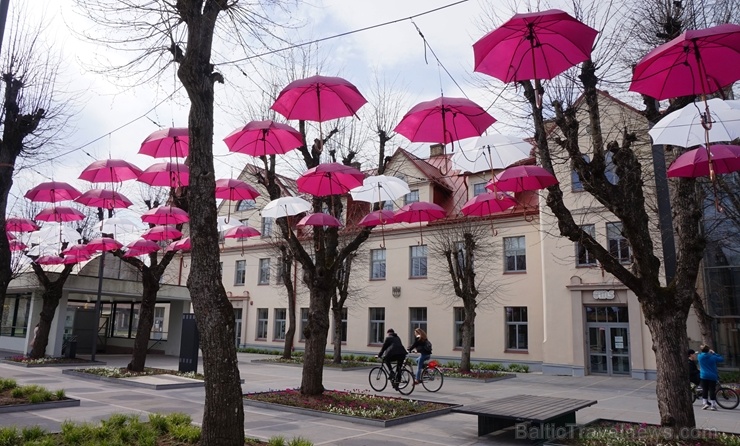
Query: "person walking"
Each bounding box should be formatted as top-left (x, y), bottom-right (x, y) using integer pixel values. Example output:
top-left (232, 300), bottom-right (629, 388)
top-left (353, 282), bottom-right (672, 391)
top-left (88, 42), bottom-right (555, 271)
top-left (378, 328), bottom-right (406, 389)
top-left (408, 328), bottom-right (432, 384)
top-left (697, 344), bottom-right (724, 410)
top-left (688, 349), bottom-right (700, 387)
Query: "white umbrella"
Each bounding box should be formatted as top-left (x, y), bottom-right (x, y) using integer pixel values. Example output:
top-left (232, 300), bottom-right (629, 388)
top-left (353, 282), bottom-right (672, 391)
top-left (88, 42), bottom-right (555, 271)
top-left (261, 196), bottom-right (311, 219)
top-left (27, 224), bottom-right (82, 245)
top-left (349, 175), bottom-right (410, 203)
top-left (649, 99), bottom-right (740, 148)
top-left (217, 215), bottom-right (239, 233)
top-left (452, 134), bottom-right (533, 173)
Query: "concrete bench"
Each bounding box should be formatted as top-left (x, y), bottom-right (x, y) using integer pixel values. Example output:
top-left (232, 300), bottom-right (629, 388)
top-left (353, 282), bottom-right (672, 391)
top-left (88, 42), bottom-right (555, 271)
top-left (452, 394), bottom-right (597, 437)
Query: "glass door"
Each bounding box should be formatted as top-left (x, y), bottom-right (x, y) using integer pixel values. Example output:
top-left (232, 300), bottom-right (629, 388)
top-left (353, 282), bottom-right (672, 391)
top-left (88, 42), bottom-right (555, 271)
top-left (587, 324), bottom-right (630, 375)
top-left (588, 326), bottom-right (608, 374)
top-left (610, 327), bottom-right (630, 375)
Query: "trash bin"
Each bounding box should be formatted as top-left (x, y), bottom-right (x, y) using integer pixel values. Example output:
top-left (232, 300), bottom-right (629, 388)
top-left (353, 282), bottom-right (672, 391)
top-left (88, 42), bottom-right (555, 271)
top-left (66, 340), bottom-right (77, 359)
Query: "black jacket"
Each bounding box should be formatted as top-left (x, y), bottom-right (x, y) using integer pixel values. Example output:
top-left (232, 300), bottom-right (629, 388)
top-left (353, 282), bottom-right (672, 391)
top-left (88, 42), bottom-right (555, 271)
top-left (688, 359), bottom-right (700, 385)
top-left (408, 337), bottom-right (432, 355)
top-left (379, 333), bottom-right (406, 358)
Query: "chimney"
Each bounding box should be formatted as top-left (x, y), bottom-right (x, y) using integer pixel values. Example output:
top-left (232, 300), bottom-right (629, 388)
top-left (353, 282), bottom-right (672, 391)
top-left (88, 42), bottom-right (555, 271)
top-left (429, 143), bottom-right (445, 157)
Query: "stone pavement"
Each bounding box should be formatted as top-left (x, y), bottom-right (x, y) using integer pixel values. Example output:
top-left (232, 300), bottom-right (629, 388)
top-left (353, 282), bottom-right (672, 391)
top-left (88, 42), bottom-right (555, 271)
top-left (0, 352), bottom-right (738, 445)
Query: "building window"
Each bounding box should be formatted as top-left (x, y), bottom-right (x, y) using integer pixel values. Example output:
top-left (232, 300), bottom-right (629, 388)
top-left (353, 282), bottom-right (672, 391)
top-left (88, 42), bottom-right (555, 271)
top-left (261, 217), bottom-right (273, 237)
top-left (576, 225), bottom-right (597, 266)
top-left (505, 306), bottom-right (528, 350)
top-left (1, 295), bottom-right (31, 337)
top-left (409, 245), bottom-right (428, 278)
top-left (273, 308), bottom-right (287, 340)
top-left (369, 307), bottom-right (385, 344)
top-left (605, 151), bottom-right (619, 185)
top-left (370, 249), bottom-right (386, 280)
top-left (454, 307), bottom-right (474, 348)
top-left (258, 258), bottom-right (270, 285)
top-left (236, 199), bottom-right (256, 211)
top-left (473, 182), bottom-right (487, 196)
top-left (571, 155), bottom-right (590, 192)
top-left (256, 308), bottom-right (268, 340)
top-left (300, 308), bottom-right (309, 341)
top-left (382, 200), bottom-right (394, 211)
top-left (607, 222), bottom-right (631, 264)
top-left (234, 260), bottom-right (246, 285)
top-left (404, 189), bottom-right (419, 205)
top-left (409, 307), bottom-right (427, 345)
top-left (504, 236), bottom-right (526, 272)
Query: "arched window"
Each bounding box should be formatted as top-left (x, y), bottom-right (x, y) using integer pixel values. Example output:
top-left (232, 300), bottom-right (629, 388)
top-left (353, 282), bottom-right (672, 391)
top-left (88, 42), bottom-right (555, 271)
top-left (236, 199), bottom-right (256, 211)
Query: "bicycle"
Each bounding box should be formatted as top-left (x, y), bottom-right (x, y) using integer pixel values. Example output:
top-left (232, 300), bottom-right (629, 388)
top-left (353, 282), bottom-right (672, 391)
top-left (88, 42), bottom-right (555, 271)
top-left (413, 357), bottom-right (444, 392)
top-left (368, 357), bottom-right (415, 395)
top-left (690, 382), bottom-right (739, 410)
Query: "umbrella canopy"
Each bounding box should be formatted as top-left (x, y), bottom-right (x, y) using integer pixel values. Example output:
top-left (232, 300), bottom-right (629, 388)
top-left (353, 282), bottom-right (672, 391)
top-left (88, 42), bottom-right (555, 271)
top-left (394, 202), bottom-right (447, 223)
top-left (629, 24), bottom-right (740, 100)
top-left (79, 159), bottom-right (143, 183)
top-left (139, 127), bottom-right (189, 158)
top-left (75, 189), bottom-right (133, 210)
top-left (63, 253), bottom-right (90, 264)
top-left (461, 192), bottom-right (518, 217)
top-left (271, 75), bottom-right (368, 122)
top-left (141, 225), bottom-right (183, 241)
top-left (123, 239), bottom-right (161, 257)
top-left (296, 213), bottom-right (342, 227)
top-left (358, 210), bottom-right (396, 227)
top-left (223, 225), bottom-right (261, 239)
top-left (667, 144), bottom-right (740, 178)
top-left (349, 175), bottom-right (411, 204)
top-left (35, 255), bottom-right (65, 265)
top-left (141, 206), bottom-right (189, 225)
top-left (224, 120), bottom-right (303, 156)
top-left (297, 163), bottom-right (364, 197)
top-left (61, 244), bottom-right (91, 256)
top-left (5, 217), bottom-right (38, 233)
top-left (394, 97), bottom-right (496, 145)
top-left (648, 98), bottom-right (740, 148)
top-left (137, 162), bottom-right (189, 187)
top-left (9, 240), bottom-right (27, 252)
top-left (261, 197), bottom-right (311, 219)
top-left (29, 224), bottom-right (82, 245)
top-left (6, 232), bottom-right (14, 240)
top-left (488, 165), bottom-right (559, 192)
top-left (453, 134), bottom-right (533, 173)
top-left (35, 206), bottom-right (85, 222)
top-left (87, 237), bottom-right (123, 252)
top-left (215, 179), bottom-right (261, 201)
top-left (473, 9), bottom-right (598, 82)
top-left (166, 237), bottom-right (191, 252)
top-left (25, 181), bottom-right (81, 203)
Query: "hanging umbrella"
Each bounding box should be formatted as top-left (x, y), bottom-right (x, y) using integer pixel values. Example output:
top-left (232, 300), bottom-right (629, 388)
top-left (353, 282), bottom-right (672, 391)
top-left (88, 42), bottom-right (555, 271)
top-left (87, 237), bottom-right (123, 252)
top-left (488, 165), bottom-right (559, 192)
top-left (6, 232), bottom-right (14, 240)
top-left (9, 240), bottom-right (27, 252)
top-left (297, 163), bottom-right (364, 197)
top-left (141, 206), bottom-right (190, 225)
top-left (79, 159), bottom-right (143, 183)
top-left (29, 224), bottom-right (82, 245)
top-left (123, 239), bottom-right (161, 257)
top-left (5, 217), bottom-right (39, 232)
top-left (25, 182), bottom-right (82, 203)
top-left (139, 127), bottom-right (189, 158)
top-left (35, 255), bottom-right (65, 265)
top-left (261, 197), bottom-right (311, 219)
top-left (394, 97), bottom-right (496, 145)
top-left (217, 216), bottom-right (240, 233)
top-left (394, 202), bottom-right (447, 244)
top-left (271, 75), bottom-right (368, 122)
top-left (35, 206), bottom-right (85, 222)
top-left (629, 24), bottom-right (740, 100)
top-left (215, 179), bottom-right (261, 200)
top-left (452, 135), bottom-right (533, 173)
top-left (461, 192), bottom-right (518, 217)
top-left (349, 175), bottom-right (411, 204)
top-left (75, 189), bottom-right (133, 210)
top-left (166, 237), bottom-right (191, 252)
top-left (224, 120), bottom-right (303, 156)
top-left (141, 225), bottom-right (183, 241)
top-left (358, 210), bottom-right (396, 227)
top-left (137, 162), bottom-right (189, 187)
top-left (296, 213), bottom-right (342, 227)
top-left (223, 225), bottom-right (261, 239)
top-left (61, 244), bottom-right (91, 256)
top-left (667, 145), bottom-right (740, 178)
top-left (648, 99), bottom-right (740, 148)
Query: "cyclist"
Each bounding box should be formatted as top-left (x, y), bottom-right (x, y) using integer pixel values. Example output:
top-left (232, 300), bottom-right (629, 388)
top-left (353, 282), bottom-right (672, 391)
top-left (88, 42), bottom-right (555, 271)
top-left (408, 327), bottom-right (432, 384)
top-left (697, 344), bottom-right (724, 411)
top-left (378, 328), bottom-right (406, 390)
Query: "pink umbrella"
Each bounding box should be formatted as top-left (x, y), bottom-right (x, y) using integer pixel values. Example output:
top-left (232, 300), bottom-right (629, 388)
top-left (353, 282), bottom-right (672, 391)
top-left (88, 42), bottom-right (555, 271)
top-left (473, 9), bottom-right (599, 83)
top-left (296, 213), bottom-right (342, 227)
top-left (35, 255), bottom-right (65, 265)
top-left (6, 232), bottom-right (14, 240)
top-left (166, 237), bottom-right (191, 252)
top-left (35, 206), bottom-right (86, 222)
top-left (139, 127), bottom-right (189, 158)
top-left (358, 210), bottom-right (396, 227)
top-left (9, 240), bottom-right (27, 252)
top-left (61, 244), bottom-right (91, 256)
top-left (667, 145), bottom-right (740, 178)
top-left (215, 179), bottom-right (260, 201)
top-left (25, 182), bottom-right (82, 203)
top-left (297, 163), bottom-right (364, 197)
top-left (87, 237), bottom-right (123, 252)
top-left (75, 189), bottom-right (133, 210)
top-left (271, 75), bottom-right (368, 122)
top-left (142, 225), bottom-right (183, 241)
top-left (488, 165), bottom-right (559, 192)
top-left (461, 192), bottom-right (518, 217)
top-left (123, 239), bottom-right (161, 257)
top-left (79, 159), bottom-right (143, 183)
top-left (224, 120), bottom-right (303, 156)
top-left (141, 206), bottom-right (189, 225)
top-left (137, 162), bottom-right (189, 187)
top-left (5, 217), bottom-right (39, 232)
top-left (629, 24), bottom-right (740, 101)
top-left (63, 253), bottom-right (91, 265)
top-left (223, 225), bottom-right (261, 239)
top-left (393, 97), bottom-right (496, 145)
top-left (394, 202), bottom-right (447, 244)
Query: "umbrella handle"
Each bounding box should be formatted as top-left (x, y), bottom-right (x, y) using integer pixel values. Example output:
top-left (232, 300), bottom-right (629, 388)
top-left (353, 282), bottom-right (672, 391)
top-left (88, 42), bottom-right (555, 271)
top-left (181, 253), bottom-right (189, 268)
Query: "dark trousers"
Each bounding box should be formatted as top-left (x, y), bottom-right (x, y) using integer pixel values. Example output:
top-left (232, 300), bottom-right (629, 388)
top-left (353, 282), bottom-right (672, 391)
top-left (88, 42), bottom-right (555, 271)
top-left (384, 354), bottom-right (405, 384)
top-left (701, 378), bottom-right (717, 402)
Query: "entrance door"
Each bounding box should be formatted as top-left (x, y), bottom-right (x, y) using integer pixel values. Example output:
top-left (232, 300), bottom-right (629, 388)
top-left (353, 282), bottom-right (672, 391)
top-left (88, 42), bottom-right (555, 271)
top-left (234, 308), bottom-right (243, 347)
top-left (585, 306), bottom-right (630, 376)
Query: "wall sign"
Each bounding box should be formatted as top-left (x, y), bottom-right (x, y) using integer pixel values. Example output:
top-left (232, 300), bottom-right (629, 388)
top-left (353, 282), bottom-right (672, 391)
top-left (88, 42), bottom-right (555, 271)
top-left (593, 290), bottom-right (615, 300)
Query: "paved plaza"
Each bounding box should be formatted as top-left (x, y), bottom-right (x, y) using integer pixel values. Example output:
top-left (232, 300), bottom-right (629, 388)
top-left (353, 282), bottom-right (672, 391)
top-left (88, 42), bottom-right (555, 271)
top-left (1, 352), bottom-right (738, 445)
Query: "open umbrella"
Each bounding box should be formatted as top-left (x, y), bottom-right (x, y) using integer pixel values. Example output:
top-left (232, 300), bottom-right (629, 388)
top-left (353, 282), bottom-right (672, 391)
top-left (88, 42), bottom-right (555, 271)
top-left (473, 9), bottom-right (599, 83)
top-left (224, 120), bottom-right (303, 157)
top-left (296, 213), bottom-right (342, 227)
top-left (25, 182), bottom-right (81, 203)
top-left (87, 237), bottom-right (123, 252)
top-left (6, 232), bottom-right (14, 240)
top-left (75, 189), bottom-right (133, 210)
top-left (137, 162), bottom-right (189, 187)
top-left (394, 97), bottom-right (496, 145)
top-left (35, 206), bottom-right (85, 222)
top-left (222, 225), bottom-right (261, 255)
top-left (79, 159), bottom-right (143, 183)
top-left (394, 202), bottom-right (447, 244)
top-left (62, 244), bottom-right (90, 255)
top-left (349, 175), bottom-right (410, 205)
top-left (461, 192), bottom-right (518, 217)
top-left (166, 237), bottom-right (191, 252)
top-left (488, 165), bottom-right (559, 192)
top-left (261, 197), bottom-right (311, 219)
top-left (35, 255), bottom-right (65, 265)
top-left (142, 225), bottom-right (183, 241)
top-left (297, 163), bottom-right (364, 197)
top-left (29, 224), bottom-right (82, 245)
top-left (271, 75), bottom-right (367, 122)
top-left (5, 217), bottom-right (38, 232)
top-left (452, 134), bottom-right (533, 173)
top-left (63, 253), bottom-right (90, 265)
top-left (140, 127), bottom-right (189, 158)
top-left (648, 99), bottom-right (740, 148)
top-left (667, 145), bottom-right (740, 178)
top-left (123, 239), bottom-right (161, 257)
top-left (215, 178), bottom-right (261, 201)
top-left (9, 240), bottom-right (27, 252)
top-left (358, 209), bottom-right (396, 248)
top-left (141, 206), bottom-right (189, 225)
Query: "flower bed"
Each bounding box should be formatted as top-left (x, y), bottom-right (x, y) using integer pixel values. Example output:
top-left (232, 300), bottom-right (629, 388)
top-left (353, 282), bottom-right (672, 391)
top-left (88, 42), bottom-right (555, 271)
top-left (62, 367), bottom-right (210, 390)
top-left (1, 355), bottom-right (105, 367)
top-left (0, 377), bottom-right (80, 413)
top-left (439, 367), bottom-right (515, 381)
top-left (72, 366), bottom-right (204, 380)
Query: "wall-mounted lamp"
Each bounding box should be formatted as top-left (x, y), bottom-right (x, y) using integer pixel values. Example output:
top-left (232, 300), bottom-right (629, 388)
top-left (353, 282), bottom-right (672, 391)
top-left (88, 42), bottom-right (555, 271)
top-left (392, 286), bottom-right (401, 298)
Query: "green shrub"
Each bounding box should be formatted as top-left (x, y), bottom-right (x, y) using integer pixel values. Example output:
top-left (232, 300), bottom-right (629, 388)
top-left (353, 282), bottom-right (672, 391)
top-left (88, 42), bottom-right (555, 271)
top-left (60, 420), bottom-right (96, 444)
top-left (20, 426), bottom-right (45, 442)
top-left (101, 413), bottom-right (132, 429)
top-left (147, 414), bottom-right (169, 433)
top-left (27, 393), bottom-right (47, 404)
top-left (0, 427), bottom-right (20, 446)
top-left (169, 423), bottom-right (201, 443)
top-left (445, 360), bottom-right (460, 368)
top-left (288, 437), bottom-right (313, 446)
top-left (720, 371), bottom-right (740, 383)
top-left (0, 378), bottom-right (17, 391)
top-left (10, 387), bottom-right (23, 398)
top-left (476, 363), bottom-right (503, 371)
top-left (507, 363), bottom-right (529, 373)
top-left (268, 436), bottom-right (287, 446)
top-left (165, 412), bottom-right (192, 426)
top-left (22, 437), bottom-right (56, 446)
top-left (55, 389), bottom-right (66, 400)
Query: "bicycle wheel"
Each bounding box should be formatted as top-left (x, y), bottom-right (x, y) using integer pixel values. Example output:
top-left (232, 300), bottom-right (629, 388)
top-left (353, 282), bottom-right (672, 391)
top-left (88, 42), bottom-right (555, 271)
top-left (368, 367), bottom-right (388, 392)
top-left (421, 368), bottom-right (444, 392)
top-left (396, 369), bottom-right (415, 395)
top-left (715, 387), bottom-right (739, 410)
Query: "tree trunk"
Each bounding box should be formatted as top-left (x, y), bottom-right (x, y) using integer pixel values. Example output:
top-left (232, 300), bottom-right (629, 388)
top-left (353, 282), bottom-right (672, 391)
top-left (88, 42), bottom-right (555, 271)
top-left (301, 285), bottom-right (332, 395)
top-left (127, 272), bottom-right (159, 371)
top-left (332, 305), bottom-right (343, 364)
top-left (692, 292), bottom-right (715, 346)
top-left (460, 302), bottom-right (475, 372)
top-left (29, 286), bottom-right (63, 359)
top-left (282, 290), bottom-right (296, 359)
